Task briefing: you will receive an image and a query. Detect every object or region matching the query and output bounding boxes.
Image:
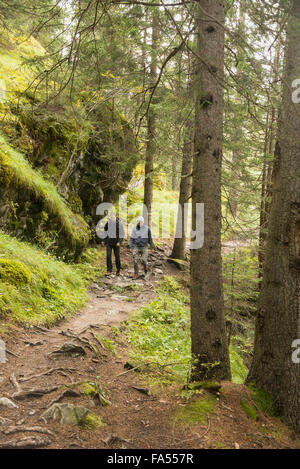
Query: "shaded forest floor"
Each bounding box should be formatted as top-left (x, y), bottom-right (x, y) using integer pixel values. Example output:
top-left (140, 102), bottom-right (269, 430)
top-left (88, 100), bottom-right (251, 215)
top-left (0, 244), bottom-right (299, 449)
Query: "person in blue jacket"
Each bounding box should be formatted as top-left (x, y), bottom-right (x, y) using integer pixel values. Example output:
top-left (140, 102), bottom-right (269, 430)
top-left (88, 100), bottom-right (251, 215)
top-left (129, 216), bottom-right (154, 278)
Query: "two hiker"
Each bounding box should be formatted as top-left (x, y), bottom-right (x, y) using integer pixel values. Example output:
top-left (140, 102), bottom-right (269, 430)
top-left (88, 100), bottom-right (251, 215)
top-left (101, 213), bottom-right (154, 278)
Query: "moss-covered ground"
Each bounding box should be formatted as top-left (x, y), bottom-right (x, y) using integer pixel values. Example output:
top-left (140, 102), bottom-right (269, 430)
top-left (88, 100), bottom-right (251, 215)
top-left (0, 231), bottom-right (105, 329)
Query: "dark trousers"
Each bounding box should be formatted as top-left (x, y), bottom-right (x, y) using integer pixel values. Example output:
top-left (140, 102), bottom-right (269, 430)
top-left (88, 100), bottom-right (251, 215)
top-left (106, 244), bottom-right (121, 272)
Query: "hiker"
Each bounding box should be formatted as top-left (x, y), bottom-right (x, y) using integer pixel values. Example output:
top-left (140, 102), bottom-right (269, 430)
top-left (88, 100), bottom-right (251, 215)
top-left (101, 212), bottom-right (125, 276)
top-left (129, 216), bottom-right (154, 279)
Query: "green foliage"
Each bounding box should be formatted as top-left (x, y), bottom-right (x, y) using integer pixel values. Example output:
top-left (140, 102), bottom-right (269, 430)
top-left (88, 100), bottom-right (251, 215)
top-left (223, 246), bottom-right (258, 369)
top-left (126, 276), bottom-right (249, 385)
top-left (125, 187), bottom-right (180, 238)
top-left (126, 276), bottom-right (190, 384)
top-left (0, 231), bottom-right (104, 327)
top-left (223, 246), bottom-right (259, 318)
top-left (230, 346), bottom-right (248, 384)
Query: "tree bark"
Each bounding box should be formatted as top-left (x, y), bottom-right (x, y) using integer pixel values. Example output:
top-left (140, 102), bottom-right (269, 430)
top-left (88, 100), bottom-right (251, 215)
top-left (143, 10), bottom-right (159, 227)
top-left (171, 128), bottom-right (193, 260)
top-left (190, 0), bottom-right (231, 381)
top-left (247, 0), bottom-right (300, 434)
top-left (258, 32), bottom-right (282, 278)
top-left (171, 153), bottom-right (180, 191)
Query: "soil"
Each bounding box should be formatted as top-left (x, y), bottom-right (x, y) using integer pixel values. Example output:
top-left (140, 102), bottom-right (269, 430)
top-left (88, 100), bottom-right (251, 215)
top-left (0, 244), bottom-right (298, 449)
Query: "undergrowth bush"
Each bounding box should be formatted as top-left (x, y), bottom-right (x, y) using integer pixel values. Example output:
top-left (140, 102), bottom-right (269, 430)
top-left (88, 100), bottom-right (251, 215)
top-left (126, 276), bottom-right (248, 385)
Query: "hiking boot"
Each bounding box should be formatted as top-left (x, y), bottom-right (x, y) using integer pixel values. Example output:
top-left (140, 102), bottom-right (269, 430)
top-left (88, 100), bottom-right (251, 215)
top-left (105, 272), bottom-right (112, 277)
top-left (116, 270), bottom-right (120, 276)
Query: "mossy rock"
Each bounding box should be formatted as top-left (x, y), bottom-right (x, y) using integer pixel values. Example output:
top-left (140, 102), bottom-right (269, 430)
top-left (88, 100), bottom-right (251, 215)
top-left (183, 381), bottom-right (222, 395)
top-left (74, 380), bottom-right (111, 406)
top-left (0, 258), bottom-right (31, 285)
top-left (42, 403), bottom-right (103, 430)
top-left (79, 381), bottom-right (98, 398)
top-left (80, 411), bottom-right (103, 430)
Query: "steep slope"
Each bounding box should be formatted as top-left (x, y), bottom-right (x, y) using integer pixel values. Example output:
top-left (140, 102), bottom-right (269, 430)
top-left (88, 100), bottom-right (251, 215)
top-left (0, 29), bottom-right (138, 256)
top-left (0, 134), bottom-right (89, 259)
top-left (0, 230), bottom-right (103, 328)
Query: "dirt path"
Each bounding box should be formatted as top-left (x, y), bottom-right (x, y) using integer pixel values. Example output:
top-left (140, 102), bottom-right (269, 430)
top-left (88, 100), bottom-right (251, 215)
top-left (0, 245), bottom-right (298, 449)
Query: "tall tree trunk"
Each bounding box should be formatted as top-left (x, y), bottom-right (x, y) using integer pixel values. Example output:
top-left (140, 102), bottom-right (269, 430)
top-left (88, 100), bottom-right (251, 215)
top-left (247, 0), bottom-right (300, 434)
top-left (190, 0), bottom-right (231, 382)
top-left (143, 10), bottom-right (158, 226)
top-left (258, 34), bottom-right (282, 277)
top-left (171, 128), bottom-right (193, 260)
top-left (228, 146), bottom-right (241, 219)
top-left (171, 153), bottom-right (180, 191)
top-left (227, 2), bottom-right (245, 220)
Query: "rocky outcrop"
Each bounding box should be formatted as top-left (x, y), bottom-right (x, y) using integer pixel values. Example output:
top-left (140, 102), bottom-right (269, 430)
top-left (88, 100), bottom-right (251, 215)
top-left (0, 30), bottom-right (139, 259)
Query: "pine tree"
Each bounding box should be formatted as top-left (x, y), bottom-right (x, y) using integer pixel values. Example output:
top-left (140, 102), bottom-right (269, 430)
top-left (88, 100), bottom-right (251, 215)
top-left (247, 0), bottom-right (300, 433)
top-left (190, 0), bottom-right (231, 381)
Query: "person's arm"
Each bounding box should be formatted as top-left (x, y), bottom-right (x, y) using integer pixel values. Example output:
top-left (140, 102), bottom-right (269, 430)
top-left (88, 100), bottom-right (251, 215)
top-left (148, 227), bottom-right (154, 249)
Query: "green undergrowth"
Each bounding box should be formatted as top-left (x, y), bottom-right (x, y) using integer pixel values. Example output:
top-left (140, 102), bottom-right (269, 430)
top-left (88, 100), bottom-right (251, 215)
top-left (0, 231), bottom-right (105, 328)
top-left (223, 246), bottom-right (258, 369)
top-left (125, 276), bottom-right (248, 386)
top-left (0, 133), bottom-right (89, 250)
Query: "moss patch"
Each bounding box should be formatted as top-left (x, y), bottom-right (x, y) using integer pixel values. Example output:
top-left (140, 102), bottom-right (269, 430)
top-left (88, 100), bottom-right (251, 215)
top-left (79, 412), bottom-right (104, 430)
top-left (175, 394), bottom-right (217, 426)
top-left (248, 383), bottom-right (276, 416)
top-left (0, 231), bottom-right (104, 327)
top-left (0, 259), bottom-right (32, 285)
top-left (240, 397), bottom-right (257, 420)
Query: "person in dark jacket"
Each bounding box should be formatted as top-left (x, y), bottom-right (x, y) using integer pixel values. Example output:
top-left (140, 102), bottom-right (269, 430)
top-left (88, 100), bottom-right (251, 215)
top-left (129, 216), bottom-right (154, 278)
top-left (101, 212), bottom-right (125, 276)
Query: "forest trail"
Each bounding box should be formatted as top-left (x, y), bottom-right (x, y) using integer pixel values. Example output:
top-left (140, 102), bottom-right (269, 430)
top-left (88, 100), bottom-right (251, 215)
top-left (0, 244), bottom-right (298, 449)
